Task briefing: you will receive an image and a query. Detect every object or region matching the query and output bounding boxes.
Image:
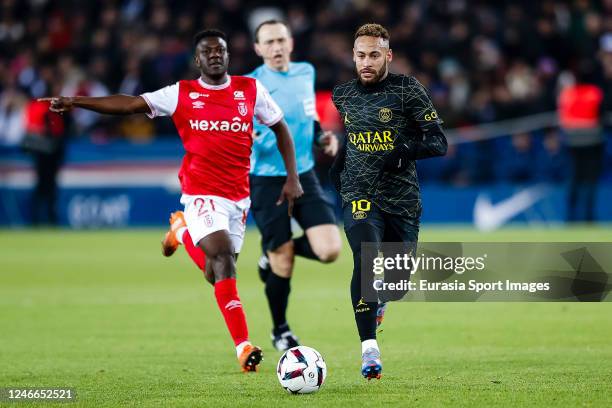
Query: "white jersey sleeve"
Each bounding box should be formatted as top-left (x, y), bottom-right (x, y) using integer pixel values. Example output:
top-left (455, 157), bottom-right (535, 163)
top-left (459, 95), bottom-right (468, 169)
top-left (140, 82), bottom-right (179, 118)
top-left (254, 79), bottom-right (283, 126)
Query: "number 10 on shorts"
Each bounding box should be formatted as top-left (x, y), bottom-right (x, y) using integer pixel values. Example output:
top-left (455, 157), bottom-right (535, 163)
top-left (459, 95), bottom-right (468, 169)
top-left (351, 199), bottom-right (371, 213)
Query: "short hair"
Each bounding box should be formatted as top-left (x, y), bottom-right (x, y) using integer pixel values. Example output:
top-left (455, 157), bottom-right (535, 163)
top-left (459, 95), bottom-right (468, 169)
top-left (354, 23), bottom-right (390, 42)
top-left (193, 29), bottom-right (227, 48)
top-left (254, 19), bottom-right (291, 43)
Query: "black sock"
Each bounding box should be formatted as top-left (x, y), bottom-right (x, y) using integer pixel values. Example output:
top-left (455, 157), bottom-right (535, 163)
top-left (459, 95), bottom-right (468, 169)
top-left (265, 273), bottom-right (291, 333)
top-left (293, 235), bottom-right (318, 260)
top-left (272, 322), bottom-right (290, 337)
top-left (351, 265), bottom-right (378, 341)
top-left (346, 223), bottom-right (380, 342)
top-left (257, 254), bottom-right (271, 283)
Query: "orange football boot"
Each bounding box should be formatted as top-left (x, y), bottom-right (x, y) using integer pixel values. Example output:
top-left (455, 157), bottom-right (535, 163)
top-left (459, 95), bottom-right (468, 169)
top-left (161, 211), bottom-right (186, 257)
top-left (238, 344), bottom-right (263, 372)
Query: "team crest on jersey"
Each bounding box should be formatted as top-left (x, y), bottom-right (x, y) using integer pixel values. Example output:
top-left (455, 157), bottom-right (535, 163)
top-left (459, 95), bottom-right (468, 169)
top-left (379, 108), bottom-right (392, 123)
top-left (204, 213), bottom-right (214, 228)
top-left (233, 90), bottom-right (245, 100)
top-left (237, 102), bottom-right (248, 116)
top-left (192, 101), bottom-right (205, 109)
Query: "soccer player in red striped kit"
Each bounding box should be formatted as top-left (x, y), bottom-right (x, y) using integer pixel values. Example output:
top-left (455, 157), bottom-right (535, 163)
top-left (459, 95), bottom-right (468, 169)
top-left (40, 29), bottom-right (303, 372)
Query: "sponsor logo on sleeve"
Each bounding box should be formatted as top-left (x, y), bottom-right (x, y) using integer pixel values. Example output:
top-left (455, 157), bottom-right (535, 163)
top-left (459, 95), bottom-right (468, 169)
top-left (424, 111), bottom-right (438, 121)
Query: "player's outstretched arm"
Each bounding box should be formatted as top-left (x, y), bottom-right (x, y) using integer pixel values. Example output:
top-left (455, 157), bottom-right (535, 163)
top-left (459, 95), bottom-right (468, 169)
top-left (38, 95), bottom-right (151, 115)
top-left (269, 119), bottom-right (303, 215)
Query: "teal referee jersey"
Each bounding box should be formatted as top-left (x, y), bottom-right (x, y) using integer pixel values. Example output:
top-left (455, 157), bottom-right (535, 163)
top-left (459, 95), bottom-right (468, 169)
top-left (247, 62), bottom-right (316, 176)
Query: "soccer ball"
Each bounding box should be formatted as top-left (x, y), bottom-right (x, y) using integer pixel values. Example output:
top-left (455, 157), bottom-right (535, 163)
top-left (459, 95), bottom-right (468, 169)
top-left (277, 346), bottom-right (327, 394)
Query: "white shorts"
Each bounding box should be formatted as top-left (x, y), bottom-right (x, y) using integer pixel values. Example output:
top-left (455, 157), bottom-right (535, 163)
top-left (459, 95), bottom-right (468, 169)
top-left (180, 194), bottom-right (250, 253)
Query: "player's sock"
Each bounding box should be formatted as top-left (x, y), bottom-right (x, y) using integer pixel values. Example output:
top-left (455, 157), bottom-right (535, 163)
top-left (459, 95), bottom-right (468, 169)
top-left (272, 322), bottom-right (290, 337)
top-left (214, 278), bottom-right (249, 346)
top-left (175, 227), bottom-right (187, 244)
top-left (292, 235), bottom-right (318, 260)
top-left (361, 339), bottom-right (379, 354)
top-left (182, 229), bottom-right (206, 271)
top-left (351, 259), bottom-right (378, 342)
top-left (265, 272), bottom-right (291, 332)
top-left (346, 223), bottom-right (379, 342)
top-left (257, 253), bottom-right (271, 283)
top-left (235, 340), bottom-right (251, 358)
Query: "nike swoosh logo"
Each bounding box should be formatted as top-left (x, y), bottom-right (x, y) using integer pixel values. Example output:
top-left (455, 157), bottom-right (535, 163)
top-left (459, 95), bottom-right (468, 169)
top-left (473, 186), bottom-right (548, 231)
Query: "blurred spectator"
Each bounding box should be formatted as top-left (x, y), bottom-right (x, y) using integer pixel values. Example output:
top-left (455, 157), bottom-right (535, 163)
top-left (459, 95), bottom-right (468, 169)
top-left (0, 85), bottom-right (27, 146)
top-left (0, 0), bottom-right (605, 127)
top-left (497, 133), bottom-right (538, 183)
top-left (21, 95), bottom-right (68, 226)
top-left (558, 60), bottom-right (605, 222)
top-left (601, 33), bottom-right (612, 129)
top-left (536, 129), bottom-right (569, 183)
top-left (0, 0), bottom-right (610, 187)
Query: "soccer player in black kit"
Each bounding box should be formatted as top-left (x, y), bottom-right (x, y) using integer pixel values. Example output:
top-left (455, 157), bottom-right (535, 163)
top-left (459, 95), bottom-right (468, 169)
top-left (330, 23), bottom-right (447, 380)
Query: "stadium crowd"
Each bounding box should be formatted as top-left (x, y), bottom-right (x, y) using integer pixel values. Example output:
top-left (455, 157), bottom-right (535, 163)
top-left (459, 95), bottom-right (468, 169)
top-left (0, 0), bottom-right (611, 185)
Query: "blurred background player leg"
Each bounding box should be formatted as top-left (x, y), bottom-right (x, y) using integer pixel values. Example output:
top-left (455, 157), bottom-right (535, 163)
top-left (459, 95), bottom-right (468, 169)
top-left (251, 171), bottom-right (340, 351)
top-left (247, 20), bottom-right (341, 351)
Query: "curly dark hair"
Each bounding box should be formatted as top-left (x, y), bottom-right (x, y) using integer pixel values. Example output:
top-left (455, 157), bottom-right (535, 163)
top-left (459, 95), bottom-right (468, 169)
top-left (354, 23), bottom-right (390, 41)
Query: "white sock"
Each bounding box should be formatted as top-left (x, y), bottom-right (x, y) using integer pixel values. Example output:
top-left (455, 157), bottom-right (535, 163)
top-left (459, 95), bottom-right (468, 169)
top-left (236, 341), bottom-right (251, 358)
top-left (175, 227), bottom-right (187, 244)
top-left (361, 339), bottom-right (379, 354)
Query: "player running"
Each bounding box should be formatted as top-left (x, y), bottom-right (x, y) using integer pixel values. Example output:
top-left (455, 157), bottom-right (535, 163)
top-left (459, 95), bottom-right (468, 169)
top-left (247, 20), bottom-right (342, 351)
top-left (40, 29), bottom-right (303, 373)
top-left (330, 24), bottom-right (447, 379)
top-left (165, 21), bottom-right (342, 352)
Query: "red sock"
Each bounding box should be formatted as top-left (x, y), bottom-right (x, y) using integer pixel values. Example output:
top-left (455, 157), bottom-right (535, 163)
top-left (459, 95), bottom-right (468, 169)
top-left (214, 278), bottom-right (249, 346)
top-left (182, 229), bottom-right (206, 271)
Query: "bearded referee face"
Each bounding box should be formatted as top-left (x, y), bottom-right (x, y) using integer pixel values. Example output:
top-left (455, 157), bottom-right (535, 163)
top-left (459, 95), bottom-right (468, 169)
top-left (195, 36), bottom-right (229, 80)
top-left (353, 35), bottom-right (392, 86)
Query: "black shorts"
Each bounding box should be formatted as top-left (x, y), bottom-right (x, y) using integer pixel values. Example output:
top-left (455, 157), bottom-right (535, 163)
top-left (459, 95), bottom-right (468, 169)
top-left (250, 169), bottom-right (337, 251)
top-left (343, 198), bottom-right (419, 243)
top-left (343, 199), bottom-right (419, 302)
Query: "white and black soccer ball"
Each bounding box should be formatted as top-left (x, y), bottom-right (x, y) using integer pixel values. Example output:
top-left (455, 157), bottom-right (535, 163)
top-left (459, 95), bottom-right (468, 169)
top-left (277, 346), bottom-right (327, 394)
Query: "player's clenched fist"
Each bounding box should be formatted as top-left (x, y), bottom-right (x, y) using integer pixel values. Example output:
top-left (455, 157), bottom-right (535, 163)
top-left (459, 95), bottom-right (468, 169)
top-left (319, 131), bottom-right (339, 156)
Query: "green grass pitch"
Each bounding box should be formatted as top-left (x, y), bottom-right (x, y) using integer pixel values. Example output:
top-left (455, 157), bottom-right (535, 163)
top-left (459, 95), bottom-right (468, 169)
top-left (1, 226), bottom-right (611, 407)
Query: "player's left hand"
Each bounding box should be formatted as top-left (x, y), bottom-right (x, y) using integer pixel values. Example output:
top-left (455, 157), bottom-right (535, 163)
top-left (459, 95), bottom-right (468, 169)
top-left (277, 176), bottom-right (304, 216)
top-left (383, 142), bottom-right (412, 172)
top-left (319, 131), bottom-right (339, 156)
